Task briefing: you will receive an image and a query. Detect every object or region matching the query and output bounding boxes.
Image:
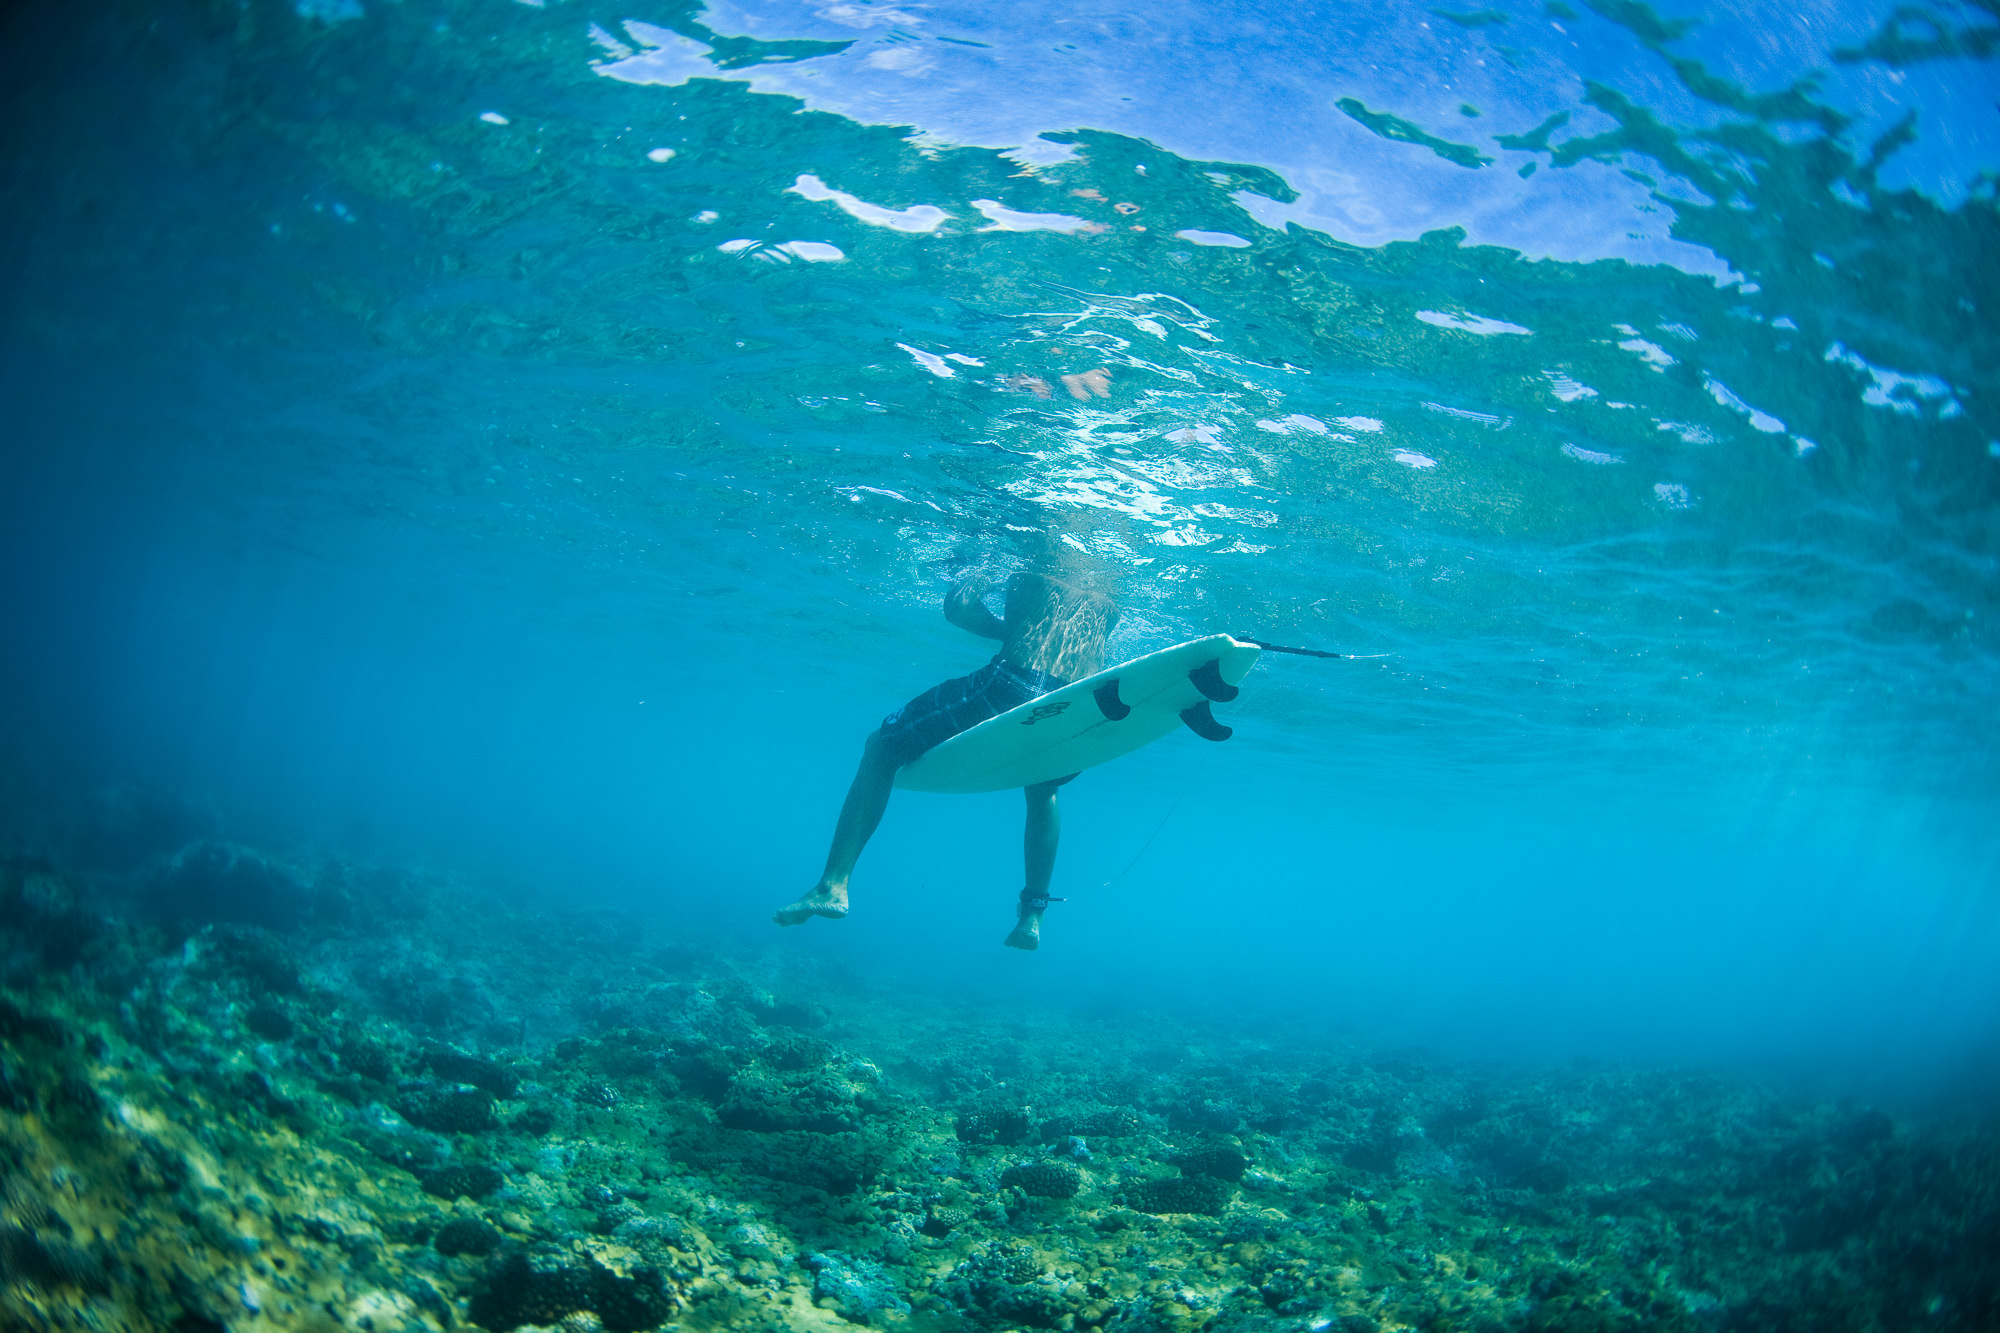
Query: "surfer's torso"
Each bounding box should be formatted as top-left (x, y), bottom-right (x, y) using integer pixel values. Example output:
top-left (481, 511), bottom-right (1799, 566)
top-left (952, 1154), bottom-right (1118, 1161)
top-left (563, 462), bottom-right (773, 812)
top-left (1000, 571), bottom-right (1117, 683)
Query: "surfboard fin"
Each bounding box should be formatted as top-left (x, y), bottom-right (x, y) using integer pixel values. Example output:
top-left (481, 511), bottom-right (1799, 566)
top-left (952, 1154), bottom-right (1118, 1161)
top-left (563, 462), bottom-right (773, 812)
top-left (1093, 679), bottom-right (1132, 721)
top-left (1189, 659), bottom-right (1239, 703)
top-left (1180, 700), bottom-right (1233, 742)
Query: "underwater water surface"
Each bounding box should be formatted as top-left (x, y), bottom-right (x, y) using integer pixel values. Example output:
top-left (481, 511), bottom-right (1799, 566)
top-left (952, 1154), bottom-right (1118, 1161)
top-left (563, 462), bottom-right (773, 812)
top-left (2, 0), bottom-right (1999, 1329)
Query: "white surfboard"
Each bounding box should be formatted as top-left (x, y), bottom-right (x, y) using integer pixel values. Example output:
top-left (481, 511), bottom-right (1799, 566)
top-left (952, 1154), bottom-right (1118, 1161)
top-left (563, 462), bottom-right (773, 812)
top-left (895, 634), bottom-right (1262, 794)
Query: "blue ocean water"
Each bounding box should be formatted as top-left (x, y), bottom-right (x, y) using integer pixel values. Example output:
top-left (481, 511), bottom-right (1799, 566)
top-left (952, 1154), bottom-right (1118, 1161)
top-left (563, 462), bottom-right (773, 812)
top-left (2, 0), bottom-right (1997, 1115)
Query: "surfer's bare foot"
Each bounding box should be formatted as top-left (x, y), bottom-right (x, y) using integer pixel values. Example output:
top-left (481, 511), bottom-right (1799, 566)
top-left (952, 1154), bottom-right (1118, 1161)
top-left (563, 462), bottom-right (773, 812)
top-left (1003, 911), bottom-right (1042, 951)
top-left (774, 885), bottom-right (848, 926)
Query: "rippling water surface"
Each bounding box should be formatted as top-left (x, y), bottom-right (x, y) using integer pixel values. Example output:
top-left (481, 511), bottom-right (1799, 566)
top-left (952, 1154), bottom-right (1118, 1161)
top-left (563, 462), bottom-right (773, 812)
top-left (3, 0), bottom-right (1997, 1088)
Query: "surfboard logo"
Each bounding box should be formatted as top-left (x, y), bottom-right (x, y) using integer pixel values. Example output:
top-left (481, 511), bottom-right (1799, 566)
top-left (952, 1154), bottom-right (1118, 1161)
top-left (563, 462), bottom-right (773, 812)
top-left (1020, 701), bottom-right (1071, 725)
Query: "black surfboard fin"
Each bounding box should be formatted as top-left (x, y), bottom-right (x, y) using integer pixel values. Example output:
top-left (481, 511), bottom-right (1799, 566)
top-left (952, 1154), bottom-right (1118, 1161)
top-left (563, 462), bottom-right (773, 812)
top-left (1180, 700), bottom-right (1233, 742)
top-left (1093, 679), bottom-right (1132, 721)
top-left (1189, 659), bottom-right (1239, 703)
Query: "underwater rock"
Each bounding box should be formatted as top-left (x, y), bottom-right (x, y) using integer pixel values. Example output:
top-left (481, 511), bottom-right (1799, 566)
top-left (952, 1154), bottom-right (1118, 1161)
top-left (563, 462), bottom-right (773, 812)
top-left (935, 1242), bottom-right (1071, 1328)
top-left (1123, 1175), bottom-right (1233, 1216)
top-left (592, 1202), bottom-right (644, 1234)
top-left (73, 783), bottom-right (217, 874)
top-left (1513, 1156), bottom-right (1571, 1194)
top-left (664, 1039), bottom-right (745, 1100)
top-left (1042, 1106), bottom-right (1144, 1140)
top-left (424, 1046), bottom-right (520, 1099)
top-left (468, 1245), bottom-right (676, 1332)
top-left (648, 944), bottom-right (706, 975)
top-left (574, 1028), bottom-right (667, 1080)
top-left (244, 1000), bottom-right (294, 1040)
top-left (366, 956), bottom-right (499, 1036)
top-left (719, 1065), bottom-right (862, 1133)
top-left (0, 1062), bottom-right (30, 1115)
top-left (434, 1217), bottom-right (506, 1257)
top-left (418, 1163), bottom-right (505, 1200)
top-left (590, 1268), bottom-right (680, 1332)
top-left (193, 923), bottom-right (305, 994)
top-left (1247, 1253), bottom-right (1320, 1315)
top-left (611, 1215), bottom-right (693, 1253)
top-left (920, 1205), bottom-right (969, 1237)
top-left (806, 1250), bottom-right (911, 1321)
top-left (756, 997), bottom-right (830, 1029)
top-left (399, 1084), bottom-right (499, 1133)
top-left (956, 1107), bottom-right (1034, 1146)
top-left (1170, 1146), bottom-right (1249, 1182)
top-left (339, 1033), bottom-right (398, 1082)
top-left (0, 862), bottom-right (103, 970)
top-left (1460, 1127), bottom-right (1571, 1195)
top-left (0, 995), bottom-right (70, 1048)
top-left (349, 1100), bottom-right (453, 1172)
top-left (149, 841), bottom-right (312, 931)
top-left (705, 1129), bottom-right (889, 1195)
top-left (0, 1223), bottom-right (106, 1291)
top-left (1341, 1133), bottom-right (1400, 1174)
top-left (1167, 1096), bottom-right (1245, 1134)
top-left (760, 1030), bottom-right (834, 1071)
top-left (999, 1162), bottom-right (1082, 1199)
top-left (510, 1103), bottom-right (557, 1137)
top-left (10, 830), bottom-right (1999, 1333)
top-left (585, 979), bottom-right (763, 1050)
top-left (1833, 1108), bottom-right (1896, 1152)
top-left (468, 1246), bottom-right (597, 1330)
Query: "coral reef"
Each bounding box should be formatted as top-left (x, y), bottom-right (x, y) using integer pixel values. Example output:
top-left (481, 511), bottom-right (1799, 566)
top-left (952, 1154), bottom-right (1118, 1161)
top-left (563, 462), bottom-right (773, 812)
top-left (956, 1107), bottom-right (1035, 1145)
top-left (1170, 1145), bottom-right (1249, 1182)
top-left (398, 1083), bottom-right (502, 1133)
top-left (1044, 1106), bottom-right (1145, 1140)
top-left (433, 1217), bottom-right (505, 1257)
top-left (807, 1250), bottom-right (911, 1321)
top-left (1121, 1174), bottom-right (1234, 1216)
top-left (418, 1163), bottom-right (505, 1200)
top-left (1000, 1161), bottom-right (1083, 1199)
top-left (468, 1243), bottom-right (678, 1332)
top-left (146, 840), bottom-right (315, 931)
top-left (1, 849), bottom-right (1995, 1332)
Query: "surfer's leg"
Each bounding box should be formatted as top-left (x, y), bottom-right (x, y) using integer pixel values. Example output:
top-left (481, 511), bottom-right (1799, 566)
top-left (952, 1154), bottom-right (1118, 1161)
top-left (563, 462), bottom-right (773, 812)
top-left (1004, 780), bottom-right (1063, 950)
top-left (775, 733), bottom-right (898, 926)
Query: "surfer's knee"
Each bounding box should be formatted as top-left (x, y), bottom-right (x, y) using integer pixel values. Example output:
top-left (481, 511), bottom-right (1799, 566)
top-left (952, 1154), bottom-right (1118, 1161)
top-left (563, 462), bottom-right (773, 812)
top-left (861, 730), bottom-right (903, 773)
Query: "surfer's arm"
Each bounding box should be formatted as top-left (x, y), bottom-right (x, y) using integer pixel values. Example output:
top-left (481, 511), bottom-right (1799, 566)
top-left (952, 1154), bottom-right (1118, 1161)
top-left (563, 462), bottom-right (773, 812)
top-left (944, 578), bottom-right (1007, 640)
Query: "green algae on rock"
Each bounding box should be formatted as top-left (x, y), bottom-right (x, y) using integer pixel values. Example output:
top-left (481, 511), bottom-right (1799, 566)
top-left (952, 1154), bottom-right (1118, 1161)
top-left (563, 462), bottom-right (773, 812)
top-left (3, 851), bottom-right (1999, 1332)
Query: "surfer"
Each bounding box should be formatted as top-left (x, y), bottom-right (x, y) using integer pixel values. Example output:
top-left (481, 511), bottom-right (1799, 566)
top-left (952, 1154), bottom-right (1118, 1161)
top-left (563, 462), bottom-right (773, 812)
top-left (774, 566), bottom-right (1118, 949)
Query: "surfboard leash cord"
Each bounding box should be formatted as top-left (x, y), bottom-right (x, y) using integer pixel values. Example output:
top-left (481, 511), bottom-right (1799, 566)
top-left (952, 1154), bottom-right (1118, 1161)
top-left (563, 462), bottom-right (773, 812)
top-left (1235, 636), bottom-right (1349, 659)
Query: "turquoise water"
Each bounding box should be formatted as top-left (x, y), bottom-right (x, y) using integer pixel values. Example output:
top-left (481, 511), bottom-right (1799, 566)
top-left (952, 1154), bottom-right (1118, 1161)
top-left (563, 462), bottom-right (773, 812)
top-left (2, 0), bottom-right (1998, 1096)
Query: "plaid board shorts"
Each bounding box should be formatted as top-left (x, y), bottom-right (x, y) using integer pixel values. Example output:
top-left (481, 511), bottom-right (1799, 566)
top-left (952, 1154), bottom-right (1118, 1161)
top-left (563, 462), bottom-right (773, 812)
top-left (876, 655), bottom-right (1073, 770)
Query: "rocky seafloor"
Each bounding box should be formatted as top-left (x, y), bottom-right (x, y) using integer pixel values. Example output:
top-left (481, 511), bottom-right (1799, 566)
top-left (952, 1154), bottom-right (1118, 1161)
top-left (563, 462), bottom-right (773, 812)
top-left (2, 831), bottom-right (1996, 1333)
